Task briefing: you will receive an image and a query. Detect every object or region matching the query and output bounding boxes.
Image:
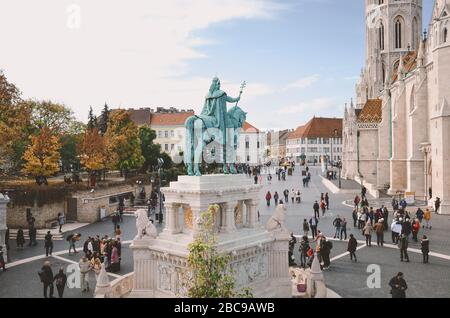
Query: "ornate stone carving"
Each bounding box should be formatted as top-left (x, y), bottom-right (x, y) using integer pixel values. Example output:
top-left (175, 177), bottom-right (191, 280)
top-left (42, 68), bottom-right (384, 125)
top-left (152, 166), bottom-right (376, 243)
top-left (135, 209), bottom-right (157, 240)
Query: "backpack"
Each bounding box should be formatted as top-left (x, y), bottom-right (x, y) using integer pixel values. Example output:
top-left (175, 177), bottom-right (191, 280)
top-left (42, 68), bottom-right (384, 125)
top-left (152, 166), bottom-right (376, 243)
top-left (66, 234), bottom-right (73, 242)
top-left (327, 241), bottom-right (333, 250)
top-left (38, 270), bottom-right (44, 282)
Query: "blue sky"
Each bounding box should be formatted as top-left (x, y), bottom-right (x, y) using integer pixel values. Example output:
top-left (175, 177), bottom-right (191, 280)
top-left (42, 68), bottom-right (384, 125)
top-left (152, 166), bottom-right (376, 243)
top-left (0, 0), bottom-right (434, 131)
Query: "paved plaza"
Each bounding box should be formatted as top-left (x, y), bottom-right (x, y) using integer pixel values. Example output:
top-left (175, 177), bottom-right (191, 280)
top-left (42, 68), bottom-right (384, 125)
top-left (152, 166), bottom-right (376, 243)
top-left (1, 166), bottom-right (450, 298)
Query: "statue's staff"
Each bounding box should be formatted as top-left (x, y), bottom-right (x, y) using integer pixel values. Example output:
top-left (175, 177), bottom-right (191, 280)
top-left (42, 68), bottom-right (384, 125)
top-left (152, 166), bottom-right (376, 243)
top-left (235, 81), bottom-right (247, 107)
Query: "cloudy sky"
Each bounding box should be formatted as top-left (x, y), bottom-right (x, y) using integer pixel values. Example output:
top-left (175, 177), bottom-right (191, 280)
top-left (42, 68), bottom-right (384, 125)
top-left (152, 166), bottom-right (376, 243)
top-left (0, 0), bottom-right (433, 131)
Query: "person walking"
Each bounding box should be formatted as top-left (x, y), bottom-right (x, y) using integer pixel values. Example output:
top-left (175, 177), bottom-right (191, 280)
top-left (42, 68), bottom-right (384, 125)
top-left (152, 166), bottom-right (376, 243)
top-left (28, 226), bottom-right (37, 247)
top-left (53, 267), bottom-right (67, 298)
top-left (79, 256), bottom-right (91, 292)
top-left (254, 174), bottom-right (258, 185)
top-left (354, 195), bottom-right (360, 209)
top-left (110, 243), bottom-right (120, 273)
top-left (39, 261), bottom-right (54, 298)
top-left (115, 225), bottom-right (122, 241)
top-left (389, 272), bottom-right (407, 298)
top-left (347, 234), bottom-right (357, 262)
top-left (0, 246), bottom-right (6, 272)
top-left (399, 234), bottom-right (410, 262)
top-left (67, 233), bottom-right (80, 255)
top-left (402, 218), bottom-right (412, 240)
top-left (332, 215), bottom-right (342, 239)
top-left (265, 191), bottom-right (272, 207)
top-left (320, 200), bottom-right (326, 217)
top-left (291, 189), bottom-right (295, 204)
top-left (325, 193), bottom-right (330, 210)
top-left (391, 219), bottom-right (402, 244)
top-left (44, 231), bottom-right (53, 257)
top-left (309, 215), bottom-right (319, 240)
top-left (57, 213), bottom-right (65, 233)
top-left (288, 233), bottom-right (297, 266)
top-left (361, 186), bottom-right (367, 199)
top-left (313, 201), bottom-right (320, 219)
top-left (340, 218), bottom-right (348, 240)
top-left (302, 219), bottom-right (310, 237)
top-left (374, 219), bottom-right (385, 246)
top-left (273, 192), bottom-right (279, 206)
top-left (112, 212), bottom-right (119, 232)
top-left (424, 208), bottom-right (432, 229)
top-left (299, 236), bottom-right (310, 269)
top-left (421, 235), bottom-right (430, 264)
top-left (363, 221), bottom-right (373, 246)
top-left (16, 227), bottom-right (25, 249)
top-left (320, 237), bottom-right (332, 270)
top-left (416, 208), bottom-right (424, 225)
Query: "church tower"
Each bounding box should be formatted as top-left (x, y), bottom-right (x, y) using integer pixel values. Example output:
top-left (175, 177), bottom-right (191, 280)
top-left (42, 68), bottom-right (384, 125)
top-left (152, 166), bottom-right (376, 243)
top-left (364, 0), bottom-right (422, 98)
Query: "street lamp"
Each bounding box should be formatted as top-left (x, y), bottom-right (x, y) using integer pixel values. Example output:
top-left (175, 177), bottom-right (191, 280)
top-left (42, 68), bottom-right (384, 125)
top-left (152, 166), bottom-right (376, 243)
top-left (337, 160), bottom-right (342, 189)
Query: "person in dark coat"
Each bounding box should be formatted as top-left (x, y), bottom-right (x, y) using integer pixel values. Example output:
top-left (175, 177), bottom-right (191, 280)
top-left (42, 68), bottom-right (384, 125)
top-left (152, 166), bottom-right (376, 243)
top-left (53, 267), bottom-right (67, 298)
top-left (324, 193), bottom-right (330, 210)
top-left (399, 234), bottom-right (410, 262)
top-left (421, 235), bottom-right (430, 264)
top-left (39, 261), bottom-right (54, 298)
top-left (16, 227), bottom-right (25, 249)
top-left (265, 192), bottom-right (272, 207)
top-left (389, 272), bottom-right (407, 298)
top-left (28, 226), bottom-right (37, 247)
top-left (320, 238), bottom-right (332, 269)
top-left (347, 234), bottom-right (357, 262)
top-left (273, 192), bottom-right (279, 206)
top-left (313, 201), bottom-right (320, 219)
top-left (44, 231), bottom-right (53, 257)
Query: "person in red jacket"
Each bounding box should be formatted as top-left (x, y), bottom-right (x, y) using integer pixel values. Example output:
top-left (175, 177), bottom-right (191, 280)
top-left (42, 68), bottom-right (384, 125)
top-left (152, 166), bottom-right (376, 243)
top-left (412, 219), bottom-right (420, 242)
top-left (265, 191), bottom-right (272, 207)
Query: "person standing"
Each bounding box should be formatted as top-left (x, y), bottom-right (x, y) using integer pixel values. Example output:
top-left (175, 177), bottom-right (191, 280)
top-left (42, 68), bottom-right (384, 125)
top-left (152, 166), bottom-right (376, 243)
top-left (299, 236), bottom-right (310, 269)
top-left (313, 201), bottom-right (320, 219)
top-left (44, 231), bottom-right (53, 257)
top-left (412, 219), bottom-right (420, 242)
top-left (383, 207), bottom-right (389, 232)
top-left (79, 256), bottom-right (91, 292)
top-left (110, 243), bottom-right (120, 273)
top-left (68, 233), bottom-right (80, 254)
top-left (347, 234), bottom-right (357, 262)
top-left (435, 197), bottom-right (441, 214)
top-left (421, 235), bottom-right (430, 264)
top-left (265, 191), bottom-right (272, 207)
top-left (424, 208), bottom-right (432, 229)
top-left (332, 215), bottom-right (342, 239)
top-left (0, 246), bottom-right (6, 271)
top-left (115, 225), bottom-right (122, 241)
top-left (28, 226), bottom-right (37, 247)
top-left (302, 219), bottom-right (310, 237)
top-left (320, 237), bottom-right (332, 270)
top-left (354, 195), bottom-right (360, 209)
top-left (254, 174), bottom-right (258, 185)
top-left (39, 261), bottom-right (54, 298)
top-left (374, 219), bottom-right (384, 246)
top-left (53, 268), bottom-right (67, 298)
top-left (273, 192), bottom-right (279, 206)
top-left (352, 209), bottom-right (358, 228)
top-left (389, 272), bottom-right (407, 298)
top-left (288, 233), bottom-right (297, 266)
top-left (309, 215), bottom-right (319, 240)
top-left (112, 213), bottom-right (119, 232)
top-left (363, 221), bottom-right (373, 246)
top-left (320, 200), bottom-right (326, 217)
top-left (291, 189), bottom-right (295, 204)
top-left (416, 208), bottom-right (424, 225)
top-left (325, 193), bottom-right (330, 210)
top-left (57, 213), bottom-right (65, 233)
top-left (361, 186), bottom-right (367, 199)
top-left (340, 218), bottom-right (347, 240)
top-left (283, 189), bottom-right (289, 204)
top-left (399, 234), bottom-right (410, 262)
top-left (16, 227), bottom-right (25, 249)
top-left (391, 219), bottom-right (402, 244)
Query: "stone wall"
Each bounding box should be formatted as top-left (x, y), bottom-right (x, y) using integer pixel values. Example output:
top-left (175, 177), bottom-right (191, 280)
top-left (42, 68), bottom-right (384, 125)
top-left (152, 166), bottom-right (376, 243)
top-left (6, 201), bottom-right (63, 229)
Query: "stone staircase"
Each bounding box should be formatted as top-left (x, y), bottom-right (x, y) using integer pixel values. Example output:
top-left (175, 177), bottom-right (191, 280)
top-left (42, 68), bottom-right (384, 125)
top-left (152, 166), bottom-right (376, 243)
top-left (8, 229), bottom-right (65, 241)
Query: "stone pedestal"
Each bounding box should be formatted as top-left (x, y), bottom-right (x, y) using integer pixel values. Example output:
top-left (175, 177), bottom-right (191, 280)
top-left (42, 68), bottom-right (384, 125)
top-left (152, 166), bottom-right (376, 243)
top-left (129, 174), bottom-right (291, 298)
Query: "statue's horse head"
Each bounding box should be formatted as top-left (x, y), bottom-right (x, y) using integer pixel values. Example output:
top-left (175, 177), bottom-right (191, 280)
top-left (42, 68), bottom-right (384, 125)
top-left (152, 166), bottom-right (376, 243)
top-left (227, 106), bottom-right (247, 129)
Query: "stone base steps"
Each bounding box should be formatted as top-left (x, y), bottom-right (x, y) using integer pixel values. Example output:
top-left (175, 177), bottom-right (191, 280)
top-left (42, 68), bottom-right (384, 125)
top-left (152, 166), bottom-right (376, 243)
top-left (8, 229), bottom-right (65, 241)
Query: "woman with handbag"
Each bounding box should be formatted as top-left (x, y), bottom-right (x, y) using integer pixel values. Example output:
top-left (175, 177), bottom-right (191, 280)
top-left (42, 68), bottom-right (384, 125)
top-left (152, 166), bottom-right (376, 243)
top-left (53, 267), bottom-right (67, 298)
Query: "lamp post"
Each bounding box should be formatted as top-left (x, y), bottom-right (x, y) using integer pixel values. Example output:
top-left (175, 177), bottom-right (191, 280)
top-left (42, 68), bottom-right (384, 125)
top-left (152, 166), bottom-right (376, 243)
top-left (149, 176), bottom-right (155, 219)
top-left (337, 160), bottom-right (342, 189)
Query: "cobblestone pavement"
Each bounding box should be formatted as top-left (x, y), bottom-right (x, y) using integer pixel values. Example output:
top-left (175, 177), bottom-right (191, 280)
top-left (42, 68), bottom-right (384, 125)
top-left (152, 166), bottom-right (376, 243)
top-left (1, 166), bottom-right (450, 298)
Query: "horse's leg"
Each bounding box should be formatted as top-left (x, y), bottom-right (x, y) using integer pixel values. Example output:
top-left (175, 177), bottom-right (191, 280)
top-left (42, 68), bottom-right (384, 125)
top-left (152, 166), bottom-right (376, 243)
top-left (185, 118), bottom-right (195, 176)
top-left (193, 119), bottom-right (204, 176)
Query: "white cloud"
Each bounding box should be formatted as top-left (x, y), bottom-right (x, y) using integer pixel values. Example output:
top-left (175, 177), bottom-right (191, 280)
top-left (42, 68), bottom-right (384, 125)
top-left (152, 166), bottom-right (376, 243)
top-left (284, 75), bottom-right (320, 90)
top-left (0, 0), bottom-right (285, 121)
top-left (278, 97), bottom-right (338, 115)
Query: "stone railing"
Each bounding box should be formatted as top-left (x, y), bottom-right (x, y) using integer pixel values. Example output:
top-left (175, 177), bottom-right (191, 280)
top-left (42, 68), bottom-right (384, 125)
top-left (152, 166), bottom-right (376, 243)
top-left (95, 272), bottom-right (134, 298)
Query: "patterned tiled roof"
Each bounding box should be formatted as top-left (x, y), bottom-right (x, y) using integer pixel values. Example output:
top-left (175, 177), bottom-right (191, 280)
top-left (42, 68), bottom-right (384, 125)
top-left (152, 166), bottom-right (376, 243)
top-left (288, 117), bottom-right (342, 139)
top-left (391, 51), bottom-right (418, 83)
top-left (357, 99), bottom-right (382, 123)
top-left (242, 122), bottom-right (260, 133)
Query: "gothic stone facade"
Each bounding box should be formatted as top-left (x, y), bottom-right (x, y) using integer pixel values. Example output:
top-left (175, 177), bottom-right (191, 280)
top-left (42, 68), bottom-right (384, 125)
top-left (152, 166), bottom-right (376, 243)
top-left (343, 0), bottom-right (450, 214)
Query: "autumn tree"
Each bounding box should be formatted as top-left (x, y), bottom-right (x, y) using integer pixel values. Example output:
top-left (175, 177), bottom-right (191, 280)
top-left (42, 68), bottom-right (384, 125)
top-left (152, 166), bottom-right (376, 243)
top-left (0, 71), bottom-right (32, 175)
top-left (79, 128), bottom-right (110, 187)
top-left (22, 127), bottom-right (61, 183)
top-left (105, 110), bottom-right (144, 178)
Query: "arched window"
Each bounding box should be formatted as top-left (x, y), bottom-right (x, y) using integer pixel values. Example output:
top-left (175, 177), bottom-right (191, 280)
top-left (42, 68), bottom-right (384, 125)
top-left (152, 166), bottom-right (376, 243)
top-left (412, 18), bottom-right (418, 49)
top-left (444, 28), bottom-right (448, 43)
top-left (382, 64), bottom-right (386, 85)
top-left (394, 16), bottom-right (404, 49)
top-left (378, 22), bottom-right (385, 50)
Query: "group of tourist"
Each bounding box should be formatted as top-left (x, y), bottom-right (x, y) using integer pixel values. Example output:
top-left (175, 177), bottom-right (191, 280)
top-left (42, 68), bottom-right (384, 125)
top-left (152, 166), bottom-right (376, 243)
top-left (265, 189), bottom-right (303, 207)
top-left (289, 231), bottom-right (333, 271)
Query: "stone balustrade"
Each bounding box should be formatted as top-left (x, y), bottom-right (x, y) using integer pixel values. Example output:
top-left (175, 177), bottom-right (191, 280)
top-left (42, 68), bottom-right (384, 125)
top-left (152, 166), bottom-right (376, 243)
top-left (95, 272), bottom-right (134, 298)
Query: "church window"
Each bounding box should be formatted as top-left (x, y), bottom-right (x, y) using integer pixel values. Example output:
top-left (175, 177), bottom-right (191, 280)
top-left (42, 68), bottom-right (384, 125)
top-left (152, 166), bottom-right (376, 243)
top-left (410, 87), bottom-right (415, 113)
top-left (378, 22), bottom-right (385, 50)
top-left (443, 28), bottom-right (448, 43)
top-left (394, 17), bottom-right (404, 49)
top-left (412, 18), bottom-right (418, 49)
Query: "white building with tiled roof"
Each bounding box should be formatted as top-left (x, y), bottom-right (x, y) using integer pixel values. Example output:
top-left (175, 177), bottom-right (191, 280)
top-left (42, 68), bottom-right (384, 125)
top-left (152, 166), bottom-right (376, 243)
top-left (236, 122), bottom-right (267, 165)
top-left (343, 0), bottom-right (450, 214)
